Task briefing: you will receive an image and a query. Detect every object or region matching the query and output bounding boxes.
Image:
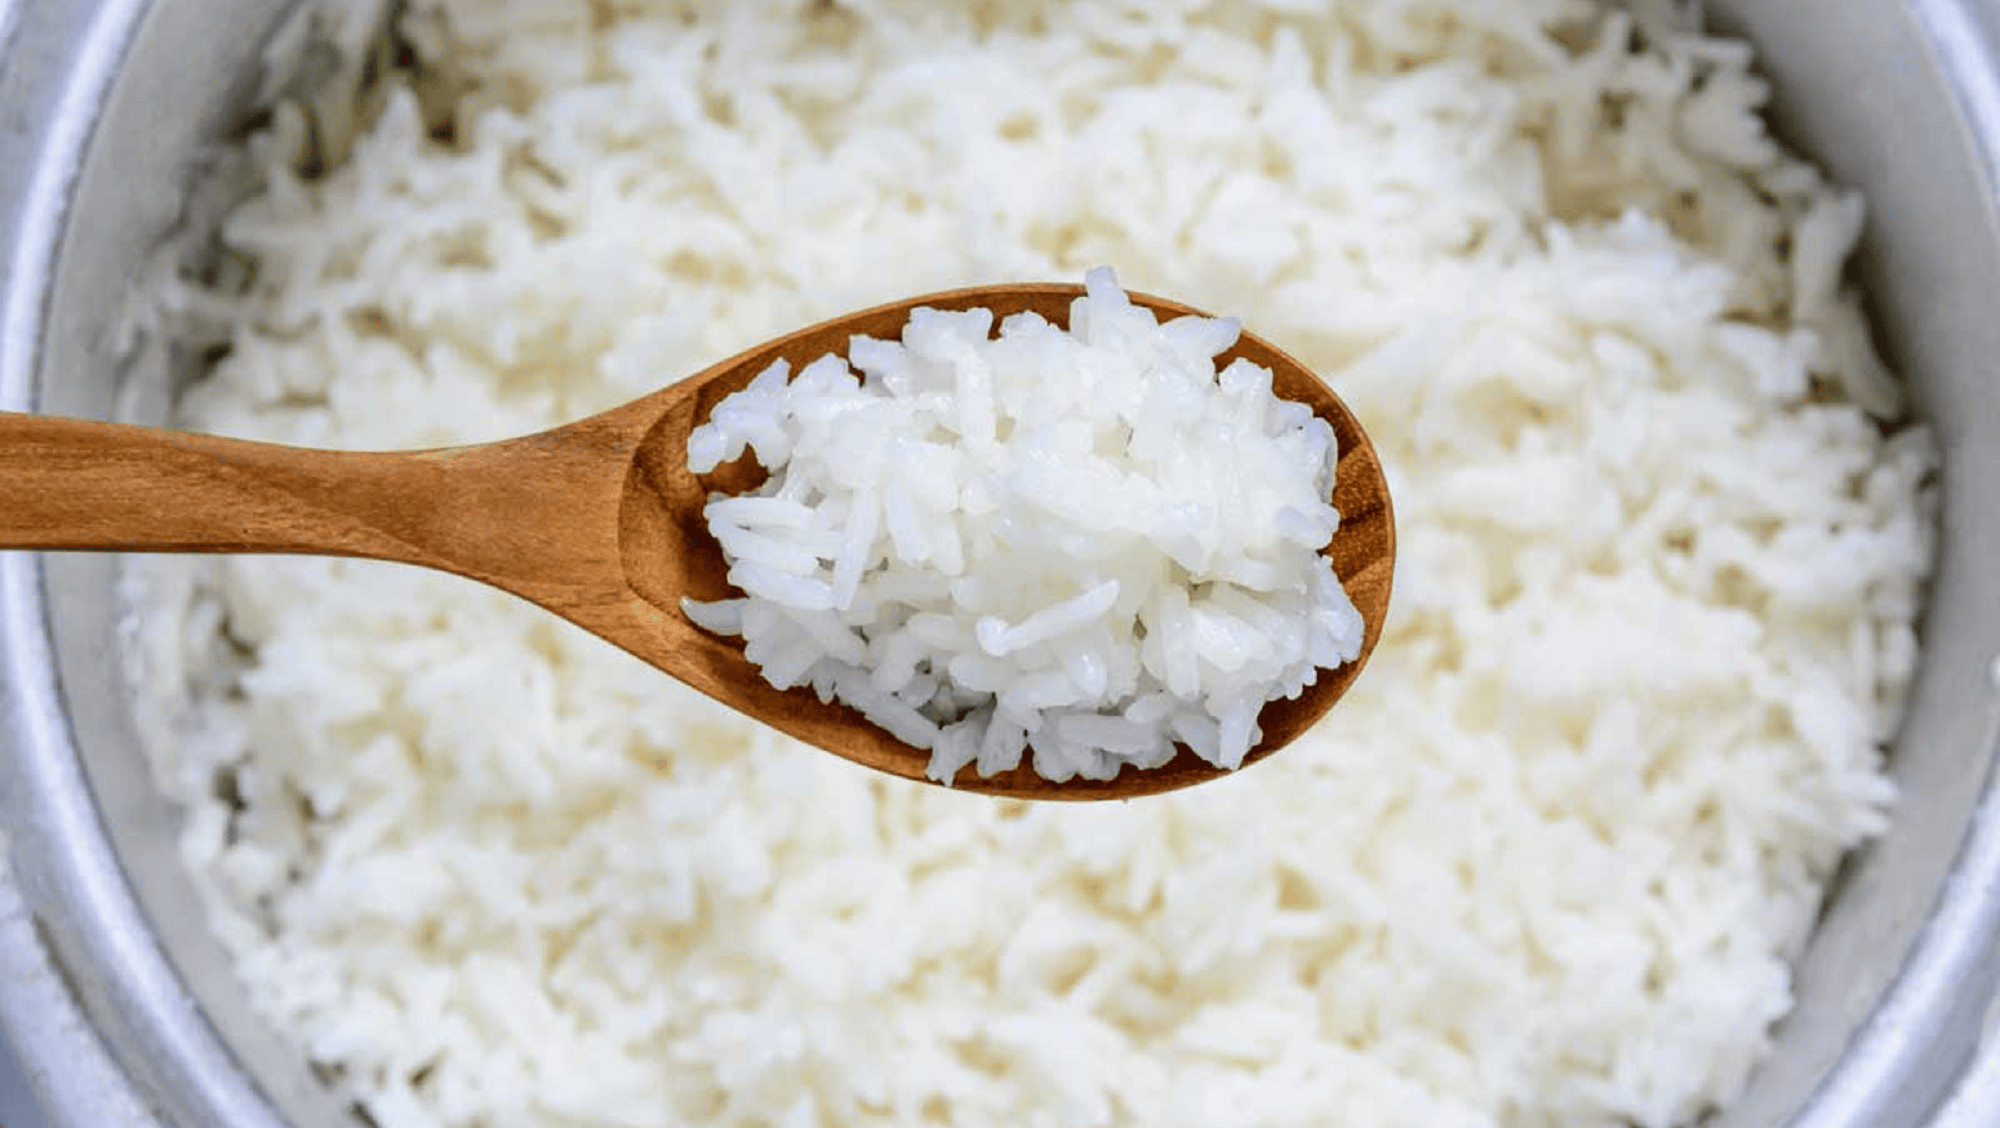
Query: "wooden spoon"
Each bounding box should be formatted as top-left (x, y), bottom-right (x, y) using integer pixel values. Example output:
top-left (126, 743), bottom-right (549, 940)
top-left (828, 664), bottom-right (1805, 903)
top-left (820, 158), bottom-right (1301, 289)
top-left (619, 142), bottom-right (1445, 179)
top-left (0, 284), bottom-right (1394, 800)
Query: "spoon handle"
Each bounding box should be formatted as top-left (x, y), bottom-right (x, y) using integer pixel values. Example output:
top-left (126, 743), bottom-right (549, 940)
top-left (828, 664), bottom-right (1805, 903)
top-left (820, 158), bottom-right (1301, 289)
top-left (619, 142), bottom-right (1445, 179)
top-left (0, 411), bottom-right (447, 557)
top-left (0, 412), bottom-right (627, 599)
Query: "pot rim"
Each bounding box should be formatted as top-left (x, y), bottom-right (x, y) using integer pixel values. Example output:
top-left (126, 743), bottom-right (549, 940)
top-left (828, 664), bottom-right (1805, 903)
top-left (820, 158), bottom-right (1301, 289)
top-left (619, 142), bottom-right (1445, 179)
top-left (1, 1), bottom-right (293, 1124)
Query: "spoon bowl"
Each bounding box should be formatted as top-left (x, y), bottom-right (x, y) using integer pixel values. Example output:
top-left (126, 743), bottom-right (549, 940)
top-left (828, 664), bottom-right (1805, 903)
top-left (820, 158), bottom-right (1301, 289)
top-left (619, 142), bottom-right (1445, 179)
top-left (0, 283), bottom-right (1394, 800)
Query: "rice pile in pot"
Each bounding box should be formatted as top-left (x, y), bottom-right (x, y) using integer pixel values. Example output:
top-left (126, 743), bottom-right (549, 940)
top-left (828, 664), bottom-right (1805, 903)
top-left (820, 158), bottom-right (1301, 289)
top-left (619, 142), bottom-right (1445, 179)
top-left (128, 1), bottom-right (1938, 1126)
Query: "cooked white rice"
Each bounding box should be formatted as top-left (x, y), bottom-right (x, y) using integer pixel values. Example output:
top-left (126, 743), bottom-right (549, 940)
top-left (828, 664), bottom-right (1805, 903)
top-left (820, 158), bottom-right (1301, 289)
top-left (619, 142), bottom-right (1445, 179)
top-left (126, 2), bottom-right (1938, 1127)
top-left (684, 267), bottom-right (1363, 782)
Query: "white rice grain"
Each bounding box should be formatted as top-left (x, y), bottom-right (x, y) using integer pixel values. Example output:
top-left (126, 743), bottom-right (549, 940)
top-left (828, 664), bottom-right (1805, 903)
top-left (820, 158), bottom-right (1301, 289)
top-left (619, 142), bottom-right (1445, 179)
top-left (125, 3), bottom-right (1939, 1127)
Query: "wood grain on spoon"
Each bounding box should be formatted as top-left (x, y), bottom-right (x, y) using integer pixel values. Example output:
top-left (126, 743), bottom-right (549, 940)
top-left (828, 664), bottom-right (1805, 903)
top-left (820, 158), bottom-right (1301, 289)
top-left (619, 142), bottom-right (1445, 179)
top-left (0, 284), bottom-right (1394, 800)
